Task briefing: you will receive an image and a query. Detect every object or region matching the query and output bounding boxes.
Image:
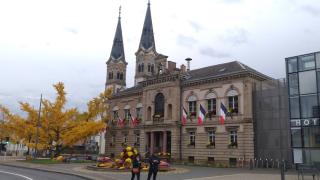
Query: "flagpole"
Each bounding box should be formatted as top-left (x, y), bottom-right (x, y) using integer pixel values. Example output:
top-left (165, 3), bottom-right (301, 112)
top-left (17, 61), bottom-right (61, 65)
top-left (35, 94), bottom-right (42, 159)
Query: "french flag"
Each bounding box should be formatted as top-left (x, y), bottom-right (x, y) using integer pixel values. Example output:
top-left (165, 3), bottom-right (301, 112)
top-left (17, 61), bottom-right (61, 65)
top-left (198, 104), bottom-right (206, 125)
top-left (181, 107), bottom-right (188, 126)
top-left (220, 102), bottom-right (227, 125)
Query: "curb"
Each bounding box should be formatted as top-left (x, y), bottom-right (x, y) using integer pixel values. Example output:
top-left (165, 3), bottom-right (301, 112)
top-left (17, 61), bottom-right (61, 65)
top-left (0, 162), bottom-right (95, 180)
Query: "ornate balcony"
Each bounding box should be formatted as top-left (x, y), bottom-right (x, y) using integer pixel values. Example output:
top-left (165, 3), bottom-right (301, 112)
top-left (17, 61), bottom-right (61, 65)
top-left (153, 114), bottom-right (164, 123)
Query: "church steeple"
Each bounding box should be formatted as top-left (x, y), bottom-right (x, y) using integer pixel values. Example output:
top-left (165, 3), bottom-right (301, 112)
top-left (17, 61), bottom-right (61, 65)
top-left (106, 6), bottom-right (127, 93)
top-left (138, 1), bottom-right (156, 51)
top-left (109, 6), bottom-right (126, 62)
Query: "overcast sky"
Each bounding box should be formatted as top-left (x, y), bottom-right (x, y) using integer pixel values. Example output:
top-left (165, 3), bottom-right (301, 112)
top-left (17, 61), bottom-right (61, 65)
top-left (0, 0), bottom-right (320, 112)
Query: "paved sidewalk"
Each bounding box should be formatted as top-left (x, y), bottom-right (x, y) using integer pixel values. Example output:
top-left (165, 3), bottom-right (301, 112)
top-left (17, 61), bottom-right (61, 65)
top-left (0, 161), bottom-right (314, 180)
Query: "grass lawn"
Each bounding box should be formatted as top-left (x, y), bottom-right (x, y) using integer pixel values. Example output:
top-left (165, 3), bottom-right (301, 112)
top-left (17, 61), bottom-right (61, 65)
top-left (22, 158), bottom-right (94, 164)
top-left (22, 159), bottom-right (61, 164)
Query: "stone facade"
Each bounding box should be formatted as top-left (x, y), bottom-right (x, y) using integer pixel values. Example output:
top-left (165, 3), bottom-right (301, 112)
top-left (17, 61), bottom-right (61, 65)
top-left (104, 3), bottom-right (272, 165)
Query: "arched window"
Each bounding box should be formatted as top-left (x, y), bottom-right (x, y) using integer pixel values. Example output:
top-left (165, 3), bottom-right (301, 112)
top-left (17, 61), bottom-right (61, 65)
top-left (154, 93), bottom-right (165, 117)
top-left (227, 90), bottom-right (239, 114)
top-left (151, 64), bottom-right (155, 73)
top-left (117, 72), bottom-right (120, 79)
top-left (138, 64), bottom-right (141, 72)
top-left (120, 73), bottom-right (124, 80)
top-left (188, 95), bottom-right (197, 117)
top-left (147, 106), bottom-right (152, 120)
top-left (167, 104), bottom-right (172, 119)
top-left (141, 63), bottom-right (144, 72)
top-left (206, 93), bottom-right (217, 116)
top-left (108, 72), bottom-right (113, 80)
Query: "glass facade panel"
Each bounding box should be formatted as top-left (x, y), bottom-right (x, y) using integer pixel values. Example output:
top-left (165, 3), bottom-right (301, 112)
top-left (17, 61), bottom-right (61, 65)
top-left (291, 128), bottom-right (302, 147)
top-left (299, 71), bottom-right (317, 94)
top-left (299, 54), bottom-right (315, 71)
top-left (303, 126), bottom-right (320, 148)
top-left (290, 97), bottom-right (300, 119)
top-left (287, 57), bottom-right (298, 73)
top-left (317, 71), bottom-right (320, 92)
top-left (289, 73), bottom-right (299, 96)
top-left (300, 95), bottom-right (318, 118)
top-left (316, 53), bottom-right (320, 69)
top-left (303, 149), bottom-right (320, 164)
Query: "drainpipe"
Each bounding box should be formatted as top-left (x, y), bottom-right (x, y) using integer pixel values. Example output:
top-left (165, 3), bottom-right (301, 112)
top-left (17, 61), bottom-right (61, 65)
top-left (179, 76), bottom-right (183, 162)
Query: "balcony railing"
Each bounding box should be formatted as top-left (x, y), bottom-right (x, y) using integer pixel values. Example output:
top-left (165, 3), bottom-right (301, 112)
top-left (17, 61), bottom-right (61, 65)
top-left (153, 115), bottom-right (164, 123)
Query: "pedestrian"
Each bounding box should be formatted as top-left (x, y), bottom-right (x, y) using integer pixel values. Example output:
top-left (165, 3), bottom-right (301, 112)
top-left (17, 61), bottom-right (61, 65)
top-left (131, 154), bottom-right (141, 180)
top-left (147, 152), bottom-right (160, 180)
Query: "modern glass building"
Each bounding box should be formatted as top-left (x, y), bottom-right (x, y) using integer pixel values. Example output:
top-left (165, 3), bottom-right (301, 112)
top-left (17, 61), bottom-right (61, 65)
top-left (286, 51), bottom-right (320, 164)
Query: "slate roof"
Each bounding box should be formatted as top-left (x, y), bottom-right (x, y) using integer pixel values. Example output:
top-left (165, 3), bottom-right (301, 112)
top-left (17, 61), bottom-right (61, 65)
top-left (138, 3), bottom-right (156, 51)
top-left (111, 61), bottom-right (272, 98)
top-left (109, 16), bottom-right (126, 62)
top-left (111, 84), bottom-right (143, 98)
top-left (185, 61), bottom-right (272, 83)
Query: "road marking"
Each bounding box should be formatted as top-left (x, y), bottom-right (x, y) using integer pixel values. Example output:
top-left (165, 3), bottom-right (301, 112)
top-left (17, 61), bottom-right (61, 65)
top-left (0, 170), bottom-right (34, 180)
top-left (184, 173), bottom-right (243, 180)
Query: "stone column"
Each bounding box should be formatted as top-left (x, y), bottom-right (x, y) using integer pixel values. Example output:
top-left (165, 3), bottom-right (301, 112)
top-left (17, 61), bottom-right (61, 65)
top-left (163, 131), bottom-right (167, 153)
top-left (150, 132), bottom-right (154, 154)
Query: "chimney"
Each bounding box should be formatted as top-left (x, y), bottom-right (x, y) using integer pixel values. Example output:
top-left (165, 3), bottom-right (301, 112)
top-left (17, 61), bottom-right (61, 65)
top-left (167, 61), bottom-right (176, 72)
top-left (185, 57), bottom-right (192, 72)
top-left (180, 64), bottom-right (186, 74)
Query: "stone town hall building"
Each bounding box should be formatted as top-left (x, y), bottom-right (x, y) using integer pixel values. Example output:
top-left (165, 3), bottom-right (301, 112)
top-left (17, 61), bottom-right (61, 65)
top-left (104, 3), bottom-right (275, 165)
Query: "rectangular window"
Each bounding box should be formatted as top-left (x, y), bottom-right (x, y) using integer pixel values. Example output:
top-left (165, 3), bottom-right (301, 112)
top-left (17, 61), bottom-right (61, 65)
top-left (189, 101), bottom-right (197, 116)
top-left (291, 127), bottom-right (302, 147)
top-left (208, 131), bottom-right (215, 146)
top-left (229, 131), bottom-right (238, 148)
top-left (113, 111), bottom-right (118, 120)
top-left (123, 135), bottom-right (128, 143)
top-left (189, 132), bottom-right (195, 146)
top-left (299, 71), bottom-right (317, 94)
top-left (289, 97), bottom-right (300, 119)
top-left (287, 57), bottom-right (298, 73)
top-left (303, 126), bottom-right (320, 148)
top-left (148, 64), bottom-right (151, 72)
top-left (124, 109), bottom-right (130, 120)
top-left (136, 108), bottom-right (142, 119)
top-left (299, 54), bottom-right (315, 71)
top-left (135, 133), bottom-right (140, 146)
top-left (110, 135), bottom-right (115, 147)
top-left (188, 156), bottom-right (195, 163)
top-left (288, 73), bottom-right (299, 96)
top-left (228, 96), bottom-right (239, 113)
top-left (208, 157), bottom-right (215, 164)
top-left (207, 99), bottom-right (217, 115)
top-left (229, 158), bottom-right (237, 166)
top-left (300, 95), bottom-right (318, 118)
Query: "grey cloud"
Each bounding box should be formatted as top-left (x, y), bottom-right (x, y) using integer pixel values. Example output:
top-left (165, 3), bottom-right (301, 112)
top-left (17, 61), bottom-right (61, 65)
top-left (177, 34), bottom-right (197, 47)
top-left (220, 28), bottom-right (249, 46)
top-left (65, 27), bottom-right (79, 35)
top-left (200, 47), bottom-right (230, 58)
top-left (189, 21), bottom-right (203, 32)
top-left (300, 5), bottom-right (320, 16)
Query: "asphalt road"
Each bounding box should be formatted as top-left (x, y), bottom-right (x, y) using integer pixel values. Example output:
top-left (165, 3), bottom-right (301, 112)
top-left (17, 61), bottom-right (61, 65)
top-left (0, 165), bottom-right (87, 180)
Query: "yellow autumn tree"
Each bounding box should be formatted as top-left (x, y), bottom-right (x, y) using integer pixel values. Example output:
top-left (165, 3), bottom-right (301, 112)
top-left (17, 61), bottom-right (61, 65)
top-left (0, 82), bottom-right (111, 157)
top-left (63, 88), bottom-right (112, 149)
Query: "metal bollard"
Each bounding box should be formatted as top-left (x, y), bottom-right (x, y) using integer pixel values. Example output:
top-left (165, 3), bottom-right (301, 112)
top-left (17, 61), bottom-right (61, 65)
top-left (266, 158), bottom-right (269, 168)
top-left (250, 159), bottom-right (253, 170)
top-left (280, 161), bottom-right (285, 180)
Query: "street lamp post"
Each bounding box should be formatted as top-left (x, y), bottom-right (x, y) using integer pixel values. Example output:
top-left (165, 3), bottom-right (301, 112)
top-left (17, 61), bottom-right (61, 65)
top-left (35, 94), bottom-right (42, 159)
